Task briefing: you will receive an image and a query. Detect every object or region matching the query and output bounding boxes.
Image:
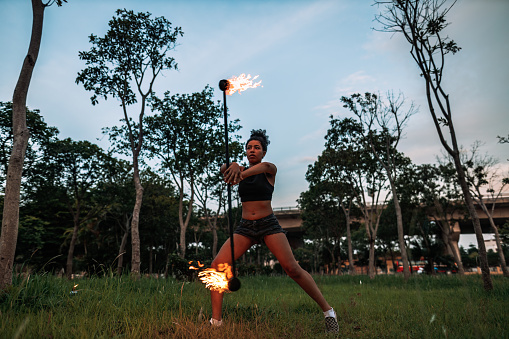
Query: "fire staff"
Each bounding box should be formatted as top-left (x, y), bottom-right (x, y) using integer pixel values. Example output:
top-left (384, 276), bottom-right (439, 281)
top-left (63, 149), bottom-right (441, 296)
top-left (209, 129), bottom-right (339, 333)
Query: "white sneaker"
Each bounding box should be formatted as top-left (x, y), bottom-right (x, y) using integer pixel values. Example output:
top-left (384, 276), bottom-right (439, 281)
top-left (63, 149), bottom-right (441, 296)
top-left (209, 318), bottom-right (223, 327)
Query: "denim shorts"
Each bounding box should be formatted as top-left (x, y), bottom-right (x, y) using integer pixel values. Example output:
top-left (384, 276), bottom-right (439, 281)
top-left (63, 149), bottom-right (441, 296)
top-left (234, 213), bottom-right (287, 244)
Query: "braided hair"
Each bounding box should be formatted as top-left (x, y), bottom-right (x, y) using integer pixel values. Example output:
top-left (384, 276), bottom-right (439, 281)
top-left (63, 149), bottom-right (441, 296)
top-left (246, 129), bottom-right (270, 152)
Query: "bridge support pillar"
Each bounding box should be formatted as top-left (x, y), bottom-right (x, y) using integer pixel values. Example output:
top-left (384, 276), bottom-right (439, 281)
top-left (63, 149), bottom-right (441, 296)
top-left (450, 221), bottom-right (462, 262)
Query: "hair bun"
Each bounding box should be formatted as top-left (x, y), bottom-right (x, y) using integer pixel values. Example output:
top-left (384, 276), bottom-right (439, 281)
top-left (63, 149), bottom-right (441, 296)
top-left (246, 129), bottom-right (270, 151)
top-left (250, 129), bottom-right (269, 145)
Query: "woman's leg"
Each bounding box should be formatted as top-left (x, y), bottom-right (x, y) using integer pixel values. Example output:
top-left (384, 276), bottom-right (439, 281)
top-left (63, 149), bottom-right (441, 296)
top-left (264, 233), bottom-right (331, 312)
top-left (211, 234), bottom-right (254, 321)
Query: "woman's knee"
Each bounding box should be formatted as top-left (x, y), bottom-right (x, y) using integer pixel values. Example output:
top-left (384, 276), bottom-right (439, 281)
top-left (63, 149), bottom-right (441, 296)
top-left (283, 262), bottom-right (304, 279)
top-left (211, 257), bottom-right (230, 269)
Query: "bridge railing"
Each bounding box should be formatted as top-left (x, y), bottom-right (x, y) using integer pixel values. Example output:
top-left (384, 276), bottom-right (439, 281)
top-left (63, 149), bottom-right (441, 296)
top-left (273, 206), bottom-right (301, 214)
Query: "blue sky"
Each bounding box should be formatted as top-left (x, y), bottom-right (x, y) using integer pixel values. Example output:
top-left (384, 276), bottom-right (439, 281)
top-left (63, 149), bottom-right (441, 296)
top-left (1, 0), bottom-right (508, 225)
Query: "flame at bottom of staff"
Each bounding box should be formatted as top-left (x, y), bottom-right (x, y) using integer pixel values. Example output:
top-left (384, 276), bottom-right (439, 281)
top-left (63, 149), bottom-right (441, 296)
top-left (189, 261), bottom-right (233, 293)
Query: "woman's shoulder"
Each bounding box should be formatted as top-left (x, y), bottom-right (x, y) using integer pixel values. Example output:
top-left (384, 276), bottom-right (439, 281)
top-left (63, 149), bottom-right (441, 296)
top-left (261, 162), bottom-right (277, 175)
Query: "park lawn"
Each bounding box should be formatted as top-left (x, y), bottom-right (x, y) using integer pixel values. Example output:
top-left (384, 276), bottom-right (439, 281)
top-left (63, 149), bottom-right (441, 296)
top-left (0, 273), bottom-right (507, 338)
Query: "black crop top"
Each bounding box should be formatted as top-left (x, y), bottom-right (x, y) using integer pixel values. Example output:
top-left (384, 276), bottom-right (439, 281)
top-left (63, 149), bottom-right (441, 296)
top-left (238, 171), bottom-right (274, 202)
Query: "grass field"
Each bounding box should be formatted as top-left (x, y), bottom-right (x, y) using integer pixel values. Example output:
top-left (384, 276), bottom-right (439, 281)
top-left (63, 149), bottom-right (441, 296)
top-left (1, 273), bottom-right (507, 338)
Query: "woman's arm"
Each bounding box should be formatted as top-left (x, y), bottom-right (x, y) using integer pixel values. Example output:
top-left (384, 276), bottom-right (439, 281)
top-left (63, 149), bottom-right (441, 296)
top-left (240, 162), bottom-right (277, 180)
top-left (220, 162), bottom-right (245, 173)
top-left (222, 162), bottom-right (245, 184)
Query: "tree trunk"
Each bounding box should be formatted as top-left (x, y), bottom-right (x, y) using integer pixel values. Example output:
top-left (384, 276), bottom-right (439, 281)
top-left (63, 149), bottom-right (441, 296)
top-left (368, 237), bottom-right (376, 279)
top-left (0, 0), bottom-right (44, 290)
top-left (149, 246), bottom-right (153, 275)
top-left (434, 199), bottom-right (465, 275)
top-left (66, 207), bottom-right (81, 279)
top-left (178, 176), bottom-right (194, 258)
top-left (478, 199), bottom-right (509, 277)
top-left (452, 155), bottom-right (491, 288)
top-left (117, 219), bottom-right (129, 276)
top-left (391, 182), bottom-right (410, 280)
top-left (389, 247), bottom-right (397, 275)
top-left (212, 226), bottom-right (218, 258)
top-left (489, 217), bottom-right (509, 277)
top-left (130, 154), bottom-right (143, 278)
top-left (346, 217), bottom-right (355, 275)
top-left (440, 221), bottom-right (465, 275)
top-left (418, 222), bottom-right (436, 275)
top-left (178, 186), bottom-right (187, 258)
top-left (211, 199), bottom-right (222, 258)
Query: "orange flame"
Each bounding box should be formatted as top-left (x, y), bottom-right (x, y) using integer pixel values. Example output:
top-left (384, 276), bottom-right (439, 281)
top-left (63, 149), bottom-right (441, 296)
top-left (189, 260), bottom-right (205, 270)
top-left (226, 74), bottom-right (262, 95)
top-left (189, 262), bottom-right (233, 293)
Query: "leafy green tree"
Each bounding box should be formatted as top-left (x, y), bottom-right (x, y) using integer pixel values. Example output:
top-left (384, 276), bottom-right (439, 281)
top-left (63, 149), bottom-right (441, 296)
top-left (298, 181), bottom-right (346, 273)
top-left (76, 9), bottom-right (183, 277)
top-left (323, 117), bottom-right (388, 278)
top-left (20, 173), bottom-right (68, 272)
top-left (34, 138), bottom-right (117, 278)
top-left (193, 132), bottom-right (243, 258)
top-left (90, 158), bottom-right (134, 274)
top-left (341, 92), bottom-right (416, 279)
top-left (146, 86), bottom-right (240, 258)
top-left (418, 161), bottom-right (466, 274)
top-left (0, 103), bottom-right (59, 269)
top-left (0, 0), bottom-right (66, 289)
top-left (378, 198), bottom-right (411, 273)
top-left (0, 102), bottom-right (59, 187)
top-left (374, 0), bottom-right (493, 290)
top-left (15, 215), bottom-right (48, 265)
top-left (392, 163), bottom-right (444, 274)
top-left (138, 169), bottom-right (180, 275)
top-left (302, 150), bottom-right (358, 274)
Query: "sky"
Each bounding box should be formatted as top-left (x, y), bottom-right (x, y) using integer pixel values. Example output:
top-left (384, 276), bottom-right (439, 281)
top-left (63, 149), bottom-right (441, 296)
top-left (1, 0), bottom-right (508, 245)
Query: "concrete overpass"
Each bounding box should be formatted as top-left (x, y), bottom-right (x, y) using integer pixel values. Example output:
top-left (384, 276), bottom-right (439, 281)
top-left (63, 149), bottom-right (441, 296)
top-left (273, 196), bottom-right (509, 249)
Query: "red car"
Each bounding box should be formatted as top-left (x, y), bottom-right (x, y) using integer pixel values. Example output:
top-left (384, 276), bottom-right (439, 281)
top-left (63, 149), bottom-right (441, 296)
top-left (397, 265), bottom-right (423, 273)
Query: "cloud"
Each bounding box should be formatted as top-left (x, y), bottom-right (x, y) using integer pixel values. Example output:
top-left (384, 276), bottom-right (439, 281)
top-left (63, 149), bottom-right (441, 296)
top-left (332, 71), bottom-right (377, 97)
top-left (299, 127), bottom-right (328, 144)
top-left (182, 0), bottom-right (340, 74)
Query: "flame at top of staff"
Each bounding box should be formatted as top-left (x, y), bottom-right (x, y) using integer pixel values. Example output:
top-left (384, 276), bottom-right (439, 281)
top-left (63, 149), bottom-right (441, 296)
top-left (226, 74), bottom-right (262, 95)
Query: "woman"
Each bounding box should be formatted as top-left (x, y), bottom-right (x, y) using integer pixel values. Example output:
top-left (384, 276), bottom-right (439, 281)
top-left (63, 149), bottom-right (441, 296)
top-left (209, 129), bottom-right (339, 333)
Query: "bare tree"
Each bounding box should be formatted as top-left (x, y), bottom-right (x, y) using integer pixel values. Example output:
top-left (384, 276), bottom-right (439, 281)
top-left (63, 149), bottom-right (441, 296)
top-left (374, 0), bottom-right (493, 290)
top-left (0, 0), bottom-right (66, 289)
top-left (342, 91), bottom-right (417, 280)
top-left (463, 142), bottom-right (509, 277)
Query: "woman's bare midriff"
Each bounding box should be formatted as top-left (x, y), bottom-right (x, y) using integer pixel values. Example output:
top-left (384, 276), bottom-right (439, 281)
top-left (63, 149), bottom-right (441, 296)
top-left (241, 200), bottom-right (273, 220)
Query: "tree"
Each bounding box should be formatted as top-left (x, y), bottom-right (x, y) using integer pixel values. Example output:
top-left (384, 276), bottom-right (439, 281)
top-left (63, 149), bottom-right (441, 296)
top-left (0, 102), bottom-right (59, 186)
top-left (137, 169), bottom-right (179, 275)
top-left (76, 9), bottom-right (183, 277)
top-left (374, 0), bottom-right (493, 290)
top-left (325, 117), bottom-right (389, 278)
top-left (341, 91), bottom-right (416, 280)
top-left (420, 161), bottom-right (466, 274)
top-left (93, 159), bottom-right (134, 275)
top-left (395, 163), bottom-right (449, 274)
top-left (463, 142), bottom-right (509, 277)
top-left (303, 152), bottom-right (358, 275)
top-left (497, 134), bottom-right (509, 144)
top-left (146, 86), bottom-right (238, 258)
top-left (0, 0), bottom-right (66, 289)
top-left (36, 138), bottom-right (116, 278)
top-left (193, 139), bottom-right (243, 258)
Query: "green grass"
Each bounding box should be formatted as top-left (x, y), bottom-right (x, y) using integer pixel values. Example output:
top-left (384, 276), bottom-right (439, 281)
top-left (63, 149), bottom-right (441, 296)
top-left (1, 273), bottom-right (507, 338)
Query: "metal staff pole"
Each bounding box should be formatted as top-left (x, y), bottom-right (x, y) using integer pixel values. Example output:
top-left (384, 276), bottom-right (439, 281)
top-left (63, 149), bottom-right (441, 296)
top-left (219, 79), bottom-right (241, 292)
